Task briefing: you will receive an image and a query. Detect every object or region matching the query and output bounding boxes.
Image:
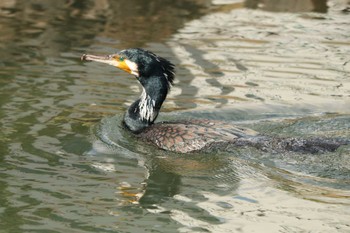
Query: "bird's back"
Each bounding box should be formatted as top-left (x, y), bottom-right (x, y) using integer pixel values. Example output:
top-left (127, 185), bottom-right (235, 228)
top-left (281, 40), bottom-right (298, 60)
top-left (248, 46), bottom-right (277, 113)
top-left (137, 119), bottom-right (259, 153)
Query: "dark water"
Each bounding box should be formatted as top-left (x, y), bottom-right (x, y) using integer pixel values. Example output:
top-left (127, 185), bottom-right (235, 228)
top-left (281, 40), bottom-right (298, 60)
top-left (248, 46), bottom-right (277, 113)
top-left (1, 0), bottom-right (350, 232)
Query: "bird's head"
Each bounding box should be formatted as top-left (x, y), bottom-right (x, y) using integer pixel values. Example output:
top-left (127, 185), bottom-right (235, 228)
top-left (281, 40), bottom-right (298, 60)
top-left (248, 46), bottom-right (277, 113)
top-left (82, 48), bottom-right (176, 131)
top-left (81, 48), bottom-right (175, 91)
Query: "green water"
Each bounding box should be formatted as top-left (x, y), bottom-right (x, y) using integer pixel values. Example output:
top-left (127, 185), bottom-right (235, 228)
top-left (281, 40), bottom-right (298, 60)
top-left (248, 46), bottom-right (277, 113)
top-left (1, 1), bottom-right (350, 232)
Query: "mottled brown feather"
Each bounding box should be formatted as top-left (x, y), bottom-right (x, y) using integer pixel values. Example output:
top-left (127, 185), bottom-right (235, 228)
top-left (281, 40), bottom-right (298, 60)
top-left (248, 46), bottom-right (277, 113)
top-left (137, 119), bottom-right (258, 153)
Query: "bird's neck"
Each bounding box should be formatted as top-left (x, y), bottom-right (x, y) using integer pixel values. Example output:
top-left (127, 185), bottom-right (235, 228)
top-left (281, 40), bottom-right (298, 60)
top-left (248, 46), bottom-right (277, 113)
top-left (123, 76), bottom-right (168, 133)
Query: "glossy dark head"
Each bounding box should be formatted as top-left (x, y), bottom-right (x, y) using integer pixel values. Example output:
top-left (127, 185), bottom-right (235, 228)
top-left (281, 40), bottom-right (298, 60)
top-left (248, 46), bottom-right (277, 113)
top-left (81, 48), bottom-right (175, 90)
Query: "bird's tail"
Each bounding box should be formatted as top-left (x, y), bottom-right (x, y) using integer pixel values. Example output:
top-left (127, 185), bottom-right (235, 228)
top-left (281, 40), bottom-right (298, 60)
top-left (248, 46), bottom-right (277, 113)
top-left (233, 136), bottom-right (349, 154)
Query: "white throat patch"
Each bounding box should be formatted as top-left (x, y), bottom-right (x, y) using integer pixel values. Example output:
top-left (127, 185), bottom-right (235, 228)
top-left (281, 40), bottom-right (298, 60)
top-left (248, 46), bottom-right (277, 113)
top-left (125, 59), bottom-right (139, 77)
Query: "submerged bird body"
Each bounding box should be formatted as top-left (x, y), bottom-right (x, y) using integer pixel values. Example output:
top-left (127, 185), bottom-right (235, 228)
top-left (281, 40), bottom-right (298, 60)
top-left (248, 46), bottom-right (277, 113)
top-left (82, 48), bottom-right (347, 154)
top-left (137, 119), bottom-right (259, 153)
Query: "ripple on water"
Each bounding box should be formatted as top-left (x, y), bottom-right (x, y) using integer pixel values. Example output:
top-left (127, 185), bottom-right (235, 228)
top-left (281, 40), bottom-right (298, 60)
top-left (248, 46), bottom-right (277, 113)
top-left (1, 1), bottom-right (350, 232)
top-left (168, 8), bottom-right (350, 110)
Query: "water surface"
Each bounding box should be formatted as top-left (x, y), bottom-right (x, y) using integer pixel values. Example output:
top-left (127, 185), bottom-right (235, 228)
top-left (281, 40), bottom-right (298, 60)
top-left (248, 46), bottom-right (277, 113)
top-left (1, 0), bottom-right (350, 232)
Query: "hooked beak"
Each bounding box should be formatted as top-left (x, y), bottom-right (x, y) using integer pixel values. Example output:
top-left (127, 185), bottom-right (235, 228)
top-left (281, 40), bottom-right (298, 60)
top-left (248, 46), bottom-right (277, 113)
top-left (81, 54), bottom-right (139, 77)
top-left (81, 54), bottom-right (111, 62)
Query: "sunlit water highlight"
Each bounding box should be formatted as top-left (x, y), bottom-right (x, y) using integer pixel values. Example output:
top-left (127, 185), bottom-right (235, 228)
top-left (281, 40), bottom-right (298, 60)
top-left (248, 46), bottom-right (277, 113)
top-left (0, 0), bottom-right (349, 232)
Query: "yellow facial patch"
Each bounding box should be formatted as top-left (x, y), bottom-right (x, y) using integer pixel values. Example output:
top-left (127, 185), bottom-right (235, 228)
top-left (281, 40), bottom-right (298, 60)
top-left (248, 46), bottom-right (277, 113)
top-left (113, 56), bottom-right (139, 77)
top-left (115, 59), bottom-right (131, 74)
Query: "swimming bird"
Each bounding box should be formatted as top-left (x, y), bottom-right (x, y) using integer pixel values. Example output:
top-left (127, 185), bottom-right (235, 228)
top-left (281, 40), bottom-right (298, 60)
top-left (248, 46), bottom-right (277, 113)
top-left (81, 48), bottom-right (347, 154)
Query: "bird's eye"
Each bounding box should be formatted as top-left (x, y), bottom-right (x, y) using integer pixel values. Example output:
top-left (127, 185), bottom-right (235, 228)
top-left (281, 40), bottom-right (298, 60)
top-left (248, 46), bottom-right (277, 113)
top-left (119, 56), bottom-right (125, 62)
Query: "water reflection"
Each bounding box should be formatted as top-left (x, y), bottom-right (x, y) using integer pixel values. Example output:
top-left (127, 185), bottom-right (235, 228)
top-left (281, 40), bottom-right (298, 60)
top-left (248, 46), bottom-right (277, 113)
top-left (0, 0), bottom-right (215, 114)
top-left (1, 0), bottom-right (350, 232)
top-left (139, 155), bottom-right (241, 206)
top-left (0, 0), bottom-right (211, 55)
top-left (245, 0), bottom-right (328, 13)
